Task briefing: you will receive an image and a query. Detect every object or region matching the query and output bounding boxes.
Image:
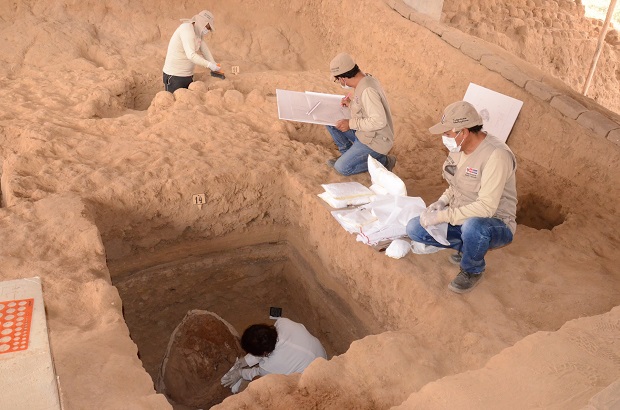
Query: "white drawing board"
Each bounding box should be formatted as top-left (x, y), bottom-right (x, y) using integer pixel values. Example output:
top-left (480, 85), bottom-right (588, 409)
top-left (276, 89), bottom-right (351, 126)
top-left (463, 83), bottom-right (523, 143)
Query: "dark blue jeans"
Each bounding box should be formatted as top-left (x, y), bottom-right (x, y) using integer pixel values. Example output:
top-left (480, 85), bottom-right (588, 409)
top-left (325, 126), bottom-right (388, 175)
top-left (406, 216), bottom-right (513, 273)
top-left (163, 73), bottom-right (193, 93)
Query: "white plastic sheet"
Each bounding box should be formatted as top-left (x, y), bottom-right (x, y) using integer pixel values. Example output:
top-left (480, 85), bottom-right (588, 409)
top-left (355, 195), bottom-right (426, 245)
top-left (368, 156), bottom-right (406, 196)
top-left (322, 157), bottom-right (427, 246)
top-left (426, 222), bottom-right (450, 246)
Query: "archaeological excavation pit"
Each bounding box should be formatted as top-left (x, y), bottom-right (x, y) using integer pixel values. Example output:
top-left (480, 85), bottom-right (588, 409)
top-left (113, 240), bottom-right (379, 405)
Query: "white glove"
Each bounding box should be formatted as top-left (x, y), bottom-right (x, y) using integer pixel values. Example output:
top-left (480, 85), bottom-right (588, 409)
top-left (427, 199), bottom-right (447, 212)
top-left (207, 62), bottom-right (221, 72)
top-left (221, 358), bottom-right (243, 388)
top-left (420, 209), bottom-right (443, 228)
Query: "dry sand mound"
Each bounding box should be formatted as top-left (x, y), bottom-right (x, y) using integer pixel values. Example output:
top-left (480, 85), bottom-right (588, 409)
top-left (0, 0), bottom-right (619, 409)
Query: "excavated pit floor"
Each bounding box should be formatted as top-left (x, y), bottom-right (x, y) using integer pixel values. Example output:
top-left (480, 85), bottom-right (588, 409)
top-left (114, 241), bottom-right (376, 389)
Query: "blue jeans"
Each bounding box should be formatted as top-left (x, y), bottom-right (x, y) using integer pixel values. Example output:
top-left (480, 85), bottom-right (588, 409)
top-left (326, 126), bottom-right (388, 175)
top-left (406, 216), bottom-right (514, 274)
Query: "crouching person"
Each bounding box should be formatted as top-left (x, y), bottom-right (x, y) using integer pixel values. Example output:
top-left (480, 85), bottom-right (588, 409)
top-left (221, 318), bottom-right (327, 392)
top-left (407, 101), bottom-right (517, 294)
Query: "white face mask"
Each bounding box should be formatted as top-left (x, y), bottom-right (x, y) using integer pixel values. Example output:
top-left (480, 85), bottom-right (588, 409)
top-left (201, 28), bottom-right (211, 36)
top-left (442, 130), bottom-right (463, 153)
top-left (339, 78), bottom-right (352, 89)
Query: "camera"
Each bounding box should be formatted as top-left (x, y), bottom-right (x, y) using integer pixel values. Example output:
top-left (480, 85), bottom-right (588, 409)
top-left (269, 307), bottom-right (282, 319)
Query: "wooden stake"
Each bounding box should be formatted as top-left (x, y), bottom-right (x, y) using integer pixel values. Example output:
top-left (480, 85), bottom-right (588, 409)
top-left (583, 0), bottom-right (618, 96)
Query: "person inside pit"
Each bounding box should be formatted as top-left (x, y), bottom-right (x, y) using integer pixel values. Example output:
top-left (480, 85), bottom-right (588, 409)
top-left (220, 317), bottom-right (327, 393)
top-left (162, 9), bottom-right (225, 93)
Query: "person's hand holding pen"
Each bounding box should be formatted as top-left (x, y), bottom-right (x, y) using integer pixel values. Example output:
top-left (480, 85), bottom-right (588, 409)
top-left (341, 93), bottom-right (351, 107)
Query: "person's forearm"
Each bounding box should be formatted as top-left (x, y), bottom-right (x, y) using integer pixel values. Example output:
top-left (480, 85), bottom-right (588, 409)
top-left (181, 30), bottom-right (216, 69)
top-left (349, 113), bottom-right (386, 131)
top-left (240, 366), bottom-right (261, 381)
top-left (199, 42), bottom-right (215, 64)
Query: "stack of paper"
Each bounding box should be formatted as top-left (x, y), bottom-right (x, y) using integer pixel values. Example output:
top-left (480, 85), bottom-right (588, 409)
top-left (318, 182), bottom-right (375, 209)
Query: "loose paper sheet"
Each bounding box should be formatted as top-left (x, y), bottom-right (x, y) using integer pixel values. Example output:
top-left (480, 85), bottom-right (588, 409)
top-left (276, 89), bottom-right (351, 126)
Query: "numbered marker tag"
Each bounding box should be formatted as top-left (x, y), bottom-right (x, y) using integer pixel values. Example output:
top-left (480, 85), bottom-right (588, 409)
top-left (231, 66), bottom-right (240, 75)
top-left (192, 194), bottom-right (206, 208)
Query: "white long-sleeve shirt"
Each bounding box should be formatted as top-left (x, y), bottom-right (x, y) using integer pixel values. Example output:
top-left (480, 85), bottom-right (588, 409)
top-left (162, 23), bottom-right (216, 76)
top-left (240, 318), bottom-right (327, 381)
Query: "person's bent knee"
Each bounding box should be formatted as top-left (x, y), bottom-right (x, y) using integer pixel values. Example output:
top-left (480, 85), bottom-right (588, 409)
top-left (406, 216), bottom-right (425, 241)
top-left (333, 160), bottom-right (355, 176)
top-left (461, 217), bottom-right (487, 234)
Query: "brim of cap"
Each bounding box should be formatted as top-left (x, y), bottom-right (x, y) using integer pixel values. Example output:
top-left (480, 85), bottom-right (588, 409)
top-left (429, 120), bottom-right (483, 134)
top-left (428, 122), bottom-right (453, 134)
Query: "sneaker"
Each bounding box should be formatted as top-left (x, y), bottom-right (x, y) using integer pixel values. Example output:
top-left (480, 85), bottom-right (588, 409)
top-left (386, 155), bottom-right (397, 172)
top-left (448, 252), bottom-right (462, 265)
top-left (326, 157), bottom-right (338, 168)
top-left (448, 270), bottom-right (483, 294)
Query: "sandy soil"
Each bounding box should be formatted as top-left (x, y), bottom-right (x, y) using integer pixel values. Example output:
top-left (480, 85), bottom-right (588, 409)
top-left (0, 0), bottom-right (619, 409)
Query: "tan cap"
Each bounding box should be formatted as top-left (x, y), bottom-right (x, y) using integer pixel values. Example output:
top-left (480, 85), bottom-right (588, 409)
top-left (429, 101), bottom-right (483, 134)
top-left (193, 10), bottom-right (215, 32)
top-left (330, 53), bottom-right (356, 80)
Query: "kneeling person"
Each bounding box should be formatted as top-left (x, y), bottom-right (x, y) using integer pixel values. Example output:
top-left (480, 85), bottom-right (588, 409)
top-left (325, 52), bottom-right (396, 175)
top-left (221, 318), bottom-right (327, 391)
top-left (406, 101), bottom-right (517, 294)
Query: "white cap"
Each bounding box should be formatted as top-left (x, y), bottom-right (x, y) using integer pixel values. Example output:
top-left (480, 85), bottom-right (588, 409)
top-left (329, 53), bottom-right (356, 80)
top-left (192, 10), bottom-right (215, 32)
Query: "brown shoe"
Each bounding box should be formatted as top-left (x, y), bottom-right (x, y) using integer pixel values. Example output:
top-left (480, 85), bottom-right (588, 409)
top-left (448, 270), bottom-right (483, 294)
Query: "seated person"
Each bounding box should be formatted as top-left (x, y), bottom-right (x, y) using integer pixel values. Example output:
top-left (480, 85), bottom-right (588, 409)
top-left (221, 317), bottom-right (327, 391)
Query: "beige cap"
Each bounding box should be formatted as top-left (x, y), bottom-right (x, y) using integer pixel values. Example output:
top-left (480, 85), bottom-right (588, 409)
top-left (193, 10), bottom-right (215, 32)
top-left (429, 101), bottom-right (483, 134)
top-left (330, 53), bottom-right (356, 80)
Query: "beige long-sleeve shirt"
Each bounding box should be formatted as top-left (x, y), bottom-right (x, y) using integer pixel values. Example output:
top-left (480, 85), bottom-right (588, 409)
top-left (348, 87), bottom-right (388, 132)
top-left (435, 135), bottom-right (517, 233)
